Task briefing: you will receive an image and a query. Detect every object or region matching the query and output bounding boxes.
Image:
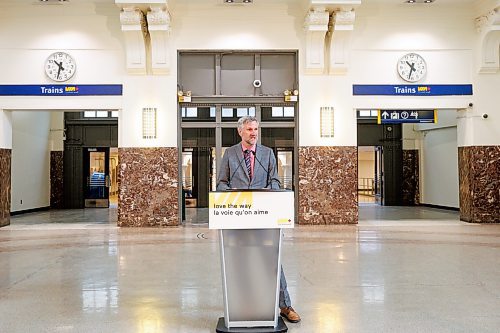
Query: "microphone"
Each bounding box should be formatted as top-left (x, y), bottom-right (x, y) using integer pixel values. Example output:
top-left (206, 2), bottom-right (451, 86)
top-left (227, 151), bottom-right (247, 189)
top-left (251, 150), bottom-right (273, 189)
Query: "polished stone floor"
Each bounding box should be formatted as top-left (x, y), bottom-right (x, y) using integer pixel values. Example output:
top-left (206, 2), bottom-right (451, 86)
top-left (1, 205), bottom-right (499, 333)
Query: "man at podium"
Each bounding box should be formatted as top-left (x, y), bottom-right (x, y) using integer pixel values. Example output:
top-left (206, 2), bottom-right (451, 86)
top-left (216, 116), bottom-right (301, 323)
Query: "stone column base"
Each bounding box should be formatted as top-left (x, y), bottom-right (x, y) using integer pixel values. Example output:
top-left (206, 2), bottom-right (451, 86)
top-left (298, 146), bottom-right (358, 224)
top-left (118, 147), bottom-right (179, 227)
top-left (0, 148), bottom-right (11, 227)
top-left (402, 149), bottom-right (420, 205)
top-left (50, 151), bottom-right (64, 209)
top-left (459, 146), bottom-right (500, 223)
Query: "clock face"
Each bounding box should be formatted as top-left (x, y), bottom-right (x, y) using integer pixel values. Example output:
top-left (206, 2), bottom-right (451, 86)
top-left (45, 52), bottom-right (76, 82)
top-left (397, 53), bottom-right (426, 82)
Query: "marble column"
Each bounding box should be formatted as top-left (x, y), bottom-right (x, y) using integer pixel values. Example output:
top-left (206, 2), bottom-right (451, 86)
top-left (458, 146), bottom-right (500, 223)
top-left (118, 147), bottom-right (179, 227)
top-left (0, 148), bottom-right (11, 227)
top-left (402, 149), bottom-right (420, 205)
top-left (298, 146), bottom-right (358, 224)
top-left (50, 151), bottom-right (64, 209)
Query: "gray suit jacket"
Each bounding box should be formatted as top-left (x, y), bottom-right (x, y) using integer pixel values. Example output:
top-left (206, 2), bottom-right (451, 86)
top-left (216, 143), bottom-right (281, 191)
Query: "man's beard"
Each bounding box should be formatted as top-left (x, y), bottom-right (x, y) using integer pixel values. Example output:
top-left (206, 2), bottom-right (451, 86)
top-left (245, 138), bottom-right (256, 145)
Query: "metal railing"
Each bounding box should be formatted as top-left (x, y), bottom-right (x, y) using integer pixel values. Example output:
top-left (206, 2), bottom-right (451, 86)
top-left (358, 178), bottom-right (374, 196)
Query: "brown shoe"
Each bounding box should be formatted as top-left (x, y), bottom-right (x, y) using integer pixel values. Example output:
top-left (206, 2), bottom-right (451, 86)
top-left (280, 306), bottom-right (301, 323)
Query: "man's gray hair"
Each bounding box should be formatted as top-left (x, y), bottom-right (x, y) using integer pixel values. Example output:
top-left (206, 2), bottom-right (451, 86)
top-left (237, 116), bottom-right (259, 130)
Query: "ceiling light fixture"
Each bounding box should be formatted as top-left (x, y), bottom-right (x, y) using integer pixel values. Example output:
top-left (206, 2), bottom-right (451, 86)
top-left (224, 0), bottom-right (253, 3)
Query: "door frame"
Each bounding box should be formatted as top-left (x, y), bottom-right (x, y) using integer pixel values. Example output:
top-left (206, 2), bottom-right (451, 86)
top-left (83, 146), bottom-right (110, 208)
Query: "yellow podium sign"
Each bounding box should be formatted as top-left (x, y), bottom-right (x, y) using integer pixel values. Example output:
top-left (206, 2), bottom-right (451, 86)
top-left (209, 191), bottom-right (294, 229)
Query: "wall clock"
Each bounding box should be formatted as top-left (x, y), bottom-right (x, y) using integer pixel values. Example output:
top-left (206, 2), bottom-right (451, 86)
top-left (45, 52), bottom-right (76, 82)
top-left (397, 53), bottom-right (426, 82)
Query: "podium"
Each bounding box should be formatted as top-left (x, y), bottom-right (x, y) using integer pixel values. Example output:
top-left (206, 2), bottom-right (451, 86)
top-left (209, 190), bottom-right (294, 333)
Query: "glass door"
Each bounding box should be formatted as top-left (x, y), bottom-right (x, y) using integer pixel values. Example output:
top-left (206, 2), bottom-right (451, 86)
top-left (84, 147), bottom-right (110, 208)
top-left (181, 128), bottom-right (215, 208)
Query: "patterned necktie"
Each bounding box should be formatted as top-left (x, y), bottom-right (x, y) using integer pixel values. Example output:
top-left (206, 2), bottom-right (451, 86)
top-left (244, 150), bottom-right (252, 180)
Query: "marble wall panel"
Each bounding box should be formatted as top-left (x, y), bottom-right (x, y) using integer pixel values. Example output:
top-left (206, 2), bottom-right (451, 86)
top-left (458, 147), bottom-right (472, 222)
top-left (298, 146), bottom-right (358, 224)
top-left (459, 146), bottom-right (500, 223)
top-left (402, 149), bottom-right (420, 205)
top-left (50, 151), bottom-right (64, 209)
top-left (0, 149), bottom-right (11, 227)
top-left (118, 147), bottom-right (179, 227)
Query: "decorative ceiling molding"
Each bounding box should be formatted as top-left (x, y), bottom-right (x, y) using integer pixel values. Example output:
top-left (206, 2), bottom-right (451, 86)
top-left (147, 6), bottom-right (171, 74)
top-left (304, 6), bottom-right (330, 74)
top-left (475, 7), bottom-right (499, 32)
top-left (119, 6), bottom-right (148, 74)
top-left (329, 7), bottom-right (355, 74)
top-left (115, 1), bottom-right (169, 75)
top-left (305, 1), bottom-right (361, 75)
top-left (476, 5), bottom-right (500, 73)
top-left (333, 7), bottom-right (355, 30)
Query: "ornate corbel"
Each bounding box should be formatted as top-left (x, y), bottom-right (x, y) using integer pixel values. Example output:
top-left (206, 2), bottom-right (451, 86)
top-left (147, 6), bottom-right (171, 75)
top-left (304, 6), bottom-right (330, 74)
top-left (329, 7), bottom-right (355, 75)
top-left (475, 6), bottom-right (500, 73)
top-left (119, 6), bottom-right (148, 74)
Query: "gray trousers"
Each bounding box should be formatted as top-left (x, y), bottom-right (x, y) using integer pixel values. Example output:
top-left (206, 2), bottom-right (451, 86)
top-left (279, 266), bottom-right (292, 308)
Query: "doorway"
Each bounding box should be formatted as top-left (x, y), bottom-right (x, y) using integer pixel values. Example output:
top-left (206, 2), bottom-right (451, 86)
top-left (64, 111), bottom-right (118, 209)
top-left (357, 146), bottom-right (383, 204)
top-left (84, 147), bottom-right (110, 208)
top-left (357, 110), bottom-right (403, 206)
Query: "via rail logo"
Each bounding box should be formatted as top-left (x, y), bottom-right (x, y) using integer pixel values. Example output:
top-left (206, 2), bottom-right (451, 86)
top-left (417, 86), bottom-right (431, 93)
top-left (277, 218), bottom-right (292, 226)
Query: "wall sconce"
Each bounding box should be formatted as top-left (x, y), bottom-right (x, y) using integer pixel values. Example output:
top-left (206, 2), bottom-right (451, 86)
top-left (142, 107), bottom-right (157, 139)
top-left (320, 106), bottom-right (334, 137)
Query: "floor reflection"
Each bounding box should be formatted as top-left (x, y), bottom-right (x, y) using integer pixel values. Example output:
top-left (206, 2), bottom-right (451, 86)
top-left (81, 281), bottom-right (119, 313)
top-left (134, 298), bottom-right (164, 333)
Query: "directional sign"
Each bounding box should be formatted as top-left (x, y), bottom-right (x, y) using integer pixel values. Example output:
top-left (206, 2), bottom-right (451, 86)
top-left (378, 110), bottom-right (436, 124)
top-left (353, 84), bottom-right (473, 96)
top-left (0, 84), bottom-right (123, 96)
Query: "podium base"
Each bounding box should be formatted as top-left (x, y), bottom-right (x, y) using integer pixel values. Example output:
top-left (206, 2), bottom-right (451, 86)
top-left (215, 317), bottom-right (288, 333)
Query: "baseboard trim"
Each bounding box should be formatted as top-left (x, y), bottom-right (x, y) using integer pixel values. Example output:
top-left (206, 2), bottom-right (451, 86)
top-left (420, 203), bottom-right (459, 212)
top-left (11, 206), bottom-right (50, 216)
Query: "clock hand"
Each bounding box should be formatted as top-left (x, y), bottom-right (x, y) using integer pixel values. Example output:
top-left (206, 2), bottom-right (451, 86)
top-left (406, 61), bottom-right (416, 79)
top-left (54, 61), bottom-right (65, 80)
